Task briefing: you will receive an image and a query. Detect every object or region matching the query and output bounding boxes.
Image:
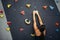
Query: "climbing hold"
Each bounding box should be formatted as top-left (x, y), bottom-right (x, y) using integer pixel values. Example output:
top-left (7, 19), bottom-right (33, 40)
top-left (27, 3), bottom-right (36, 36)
top-left (31, 33), bottom-right (35, 37)
top-left (20, 10), bottom-right (25, 15)
top-left (26, 4), bottom-right (31, 8)
top-left (0, 10), bottom-right (3, 14)
top-left (6, 27), bottom-right (10, 31)
top-left (0, 14), bottom-right (4, 18)
top-left (7, 4), bottom-right (12, 8)
top-left (42, 5), bottom-right (48, 9)
top-left (7, 21), bottom-right (12, 26)
top-left (15, 0), bottom-right (18, 2)
top-left (19, 27), bottom-right (24, 32)
top-left (55, 22), bottom-right (59, 27)
top-left (49, 5), bottom-right (54, 10)
top-left (25, 19), bottom-right (31, 25)
top-left (56, 28), bottom-right (59, 32)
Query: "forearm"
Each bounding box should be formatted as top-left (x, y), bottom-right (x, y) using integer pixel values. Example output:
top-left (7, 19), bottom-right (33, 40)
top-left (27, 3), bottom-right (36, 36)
top-left (34, 10), bottom-right (44, 25)
top-left (33, 10), bottom-right (39, 30)
top-left (37, 13), bottom-right (44, 25)
top-left (33, 10), bottom-right (41, 36)
top-left (33, 23), bottom-right (41, 36)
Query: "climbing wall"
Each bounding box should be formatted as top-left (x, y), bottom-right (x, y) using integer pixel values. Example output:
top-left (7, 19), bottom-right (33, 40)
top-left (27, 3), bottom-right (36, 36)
top-left (1, 0), bottom-right (60, 40)
top-left (0, 0), bottom-right (12, 40)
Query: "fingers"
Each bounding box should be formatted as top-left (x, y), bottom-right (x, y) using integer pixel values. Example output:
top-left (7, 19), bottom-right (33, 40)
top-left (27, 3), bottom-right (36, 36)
top-left (33, 10), bottom-right (38, 22)
top-left (35, 10), bottom-right (44, 25)
top-left (38, 15), bottom-right (44, 25)
top-left (33, 10), bottom-right (43, 25)
top-left (33, 10), bottom-right (39, 15)
top-left (33, 10), bottom-right (37, 25)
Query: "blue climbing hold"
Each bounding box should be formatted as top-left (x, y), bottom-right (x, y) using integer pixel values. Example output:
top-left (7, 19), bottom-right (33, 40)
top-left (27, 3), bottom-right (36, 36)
top-left (49, 5), bottom-right (54, 10)
top-left (56, 29), bottom-right (59, 32)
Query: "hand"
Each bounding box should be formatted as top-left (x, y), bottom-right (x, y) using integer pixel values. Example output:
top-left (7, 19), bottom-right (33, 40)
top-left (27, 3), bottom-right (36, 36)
top-left (33, 10), bottom-right (41, 36)
top-left (33, 10), bottom-right (46, 36)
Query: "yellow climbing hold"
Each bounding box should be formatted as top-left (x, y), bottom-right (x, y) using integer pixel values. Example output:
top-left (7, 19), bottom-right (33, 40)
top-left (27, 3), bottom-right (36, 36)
top-left (0, 14), bottom-right (4, 18)
top-left (26, 4), bottom-right (31, 8)
top-left (7, 4), bottom-right (11, 8)
top-left (6, 27), bottom-right (10, 31)
top-left (31, 34), bottom-right (35, 37)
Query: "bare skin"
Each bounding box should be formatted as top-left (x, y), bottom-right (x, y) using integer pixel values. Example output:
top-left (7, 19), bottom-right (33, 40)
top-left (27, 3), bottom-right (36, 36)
top-left (33, 10), bottom-right (46, 36)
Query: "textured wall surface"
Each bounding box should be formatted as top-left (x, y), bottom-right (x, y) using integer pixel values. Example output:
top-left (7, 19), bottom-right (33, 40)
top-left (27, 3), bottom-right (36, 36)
top-left (54, 0), bottom-right (60, 12)
top-left (0, 0), bottom-right (12, 40)
top-left (1, 0), bottom-right (60, 40)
